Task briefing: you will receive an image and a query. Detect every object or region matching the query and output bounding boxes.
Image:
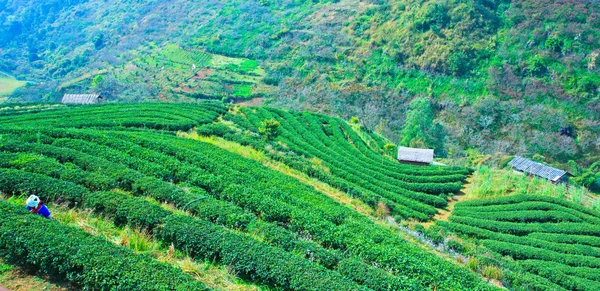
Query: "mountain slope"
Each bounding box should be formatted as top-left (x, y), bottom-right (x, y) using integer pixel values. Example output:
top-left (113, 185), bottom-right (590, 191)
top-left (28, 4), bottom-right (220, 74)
top-left (0, 102), bottom-right (501, 290)
top-left (0, 0), bottom-right (599, 170)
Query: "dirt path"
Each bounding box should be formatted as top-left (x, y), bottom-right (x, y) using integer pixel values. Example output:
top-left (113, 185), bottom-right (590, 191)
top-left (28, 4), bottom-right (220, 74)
top-left (433, 194), bottom-right (464, 222)
top-left (236, 98), bottom-right (265, 107)
top-left (0, 268), bottom-right (73, 291)
top-left (422, 177), bottom-right (472, 228)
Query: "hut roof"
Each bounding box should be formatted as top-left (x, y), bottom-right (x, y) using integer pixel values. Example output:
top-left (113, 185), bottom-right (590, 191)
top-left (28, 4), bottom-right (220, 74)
top-left (62, 94), bottom-right (102, 105)
top-left (397, 146), bottom-right (434, 164)
top-left (508, 156), bottom-right (568, 182)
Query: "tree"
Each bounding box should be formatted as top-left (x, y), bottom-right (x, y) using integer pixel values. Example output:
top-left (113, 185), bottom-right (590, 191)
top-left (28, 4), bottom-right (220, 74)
top-left (93, 33), bottom-right (105, 50)
top-left (383, 143), bottom-right (396, 156)
top-left (92, 75), bottom-right (105, 89)
top-left (401, 97), bottom-right (434, 148)
top-left (259, 119), bottom-right (281, 140)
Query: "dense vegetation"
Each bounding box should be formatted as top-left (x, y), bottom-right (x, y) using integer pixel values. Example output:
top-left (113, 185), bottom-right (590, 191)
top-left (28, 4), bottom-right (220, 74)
top-left (1, 0), bottom-right (598, 177)
top-left (439, 195), bottom-right (600, 291)
top-left (218, 106), bottom-right (469, 221)
top-left (0, 200), bottom-right (209, 291)
top-left (0, 102), bottom-right (500, 290)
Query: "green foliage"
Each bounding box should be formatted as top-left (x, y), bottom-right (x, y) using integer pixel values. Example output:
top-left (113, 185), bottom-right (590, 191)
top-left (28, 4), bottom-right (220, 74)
top-left (383, 143), bottom-right (396, 156)
top-left (258, 119), bottom-right (281, 140)
top-left (232, 84), bottom-right (252, 98)
top-left (571, 162), bottom-right (600, 190)
top-left (400, 97), bottom-right (434, 148)
top-left (239, 60), bottom-right (259, 73)
top-left (544, 36), bottom-right (563, 53)
top-left (526, 55), bottom-right (547, 76)
top-left (482, 265), bottom-right (503, 281)
top-left (441, 194), bottom-right (600, 290)
top-left (2, 0), bottom-right (599, 173)
top-left (0, 200), bottom-right (208, 291)
top-left (0, 262), bottom-right (12, 274)
top-left (0, 103), bottom-right (496, 291)
top-left (91, 74), bottom-right (105, 88)
top-left (227, 107), bottom-right (468, 221)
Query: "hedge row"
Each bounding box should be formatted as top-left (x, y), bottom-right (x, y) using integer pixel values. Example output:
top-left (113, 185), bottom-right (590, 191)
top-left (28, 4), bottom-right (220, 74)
top-left (0, 170), bottom-right (371, 291)
top-left (526, 232), bottom-right (600, 248)
top-left (454, 201), bottom-right (600, 225)
top-left (0, 103), bottom-right (225, 131)
top-left (0, 151), bottom-right (117, 191)
top-left (449, 215), bottom-right (600, 236)
top-left (117, 132), bottom-right (495, 291)
top-left (519, 260), bottom-right (600, 285)
top-left (438, 220), bottom-right (600, 258)
top-left (457, 195), bottom-right (600, 220)
top-left (520, 261), bottom-right (600, 291)
top-left (441, 195), bottom-right (600, 291)
top-left (0, 137), bottom-right (343, 270)
top-left (159, 215), bottom-right (371, 291)
top-left (231, 107), bottom-right (468, 220)
top-left (0, 200), bottom-right (208, 291)
top-left (451, 209), bottom-right (584, 223)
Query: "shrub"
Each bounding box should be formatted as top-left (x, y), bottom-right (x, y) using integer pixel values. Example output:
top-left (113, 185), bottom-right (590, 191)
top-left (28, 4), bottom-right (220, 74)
top-left (0, 201), bottom-right (208, 291)
top-left (482, 265), bottom-right (503, 281)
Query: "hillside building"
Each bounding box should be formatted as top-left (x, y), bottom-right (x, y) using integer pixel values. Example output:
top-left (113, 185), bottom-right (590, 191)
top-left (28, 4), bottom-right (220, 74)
top-left (509, 156), bottom-right (570, 184)
top-left (61, 94), bottom-right (104, 105)
top-left (397, 146), bottom-right (434, 166)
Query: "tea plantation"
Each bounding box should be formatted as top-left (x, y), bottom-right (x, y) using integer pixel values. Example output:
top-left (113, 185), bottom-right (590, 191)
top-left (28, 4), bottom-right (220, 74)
top-left (0, 102), bottom-right (498, 290)
top-left (439, 195), bottom-right (600, 291)
top-left (1, 102), bottom-right (596, 290)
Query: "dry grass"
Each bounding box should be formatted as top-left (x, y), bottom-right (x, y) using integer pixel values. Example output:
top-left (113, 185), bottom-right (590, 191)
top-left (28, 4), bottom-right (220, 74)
top-left (0, 267), bottom-right (74, 291)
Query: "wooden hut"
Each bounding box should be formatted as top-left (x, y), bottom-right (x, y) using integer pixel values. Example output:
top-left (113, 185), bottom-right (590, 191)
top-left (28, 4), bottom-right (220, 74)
top-left (397, 146), bottom-right (434, 166)
top-left (509, 156), bottom-right (570, 184)
top-left (61, 94), bottom-right (103, 105)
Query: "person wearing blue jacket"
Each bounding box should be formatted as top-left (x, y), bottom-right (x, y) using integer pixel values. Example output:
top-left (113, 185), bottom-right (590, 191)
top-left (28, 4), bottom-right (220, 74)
top-left (26, 195), bottom-right (52, 219)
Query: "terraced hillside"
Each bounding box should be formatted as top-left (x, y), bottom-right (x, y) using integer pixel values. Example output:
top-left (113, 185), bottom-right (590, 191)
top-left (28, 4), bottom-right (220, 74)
top-left (220, 107), bottom-right (469, 221)
top-left (439, 195), bottom-right (600, 291)
top-left (0, 102), bottom-right (495, 290)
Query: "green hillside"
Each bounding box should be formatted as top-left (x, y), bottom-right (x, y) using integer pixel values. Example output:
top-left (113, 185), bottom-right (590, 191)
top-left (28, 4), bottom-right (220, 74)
top-left (0, 0), bottom-right (598, 175)
top-left (0, 102), bottom-right (599, 290)
top-left (439, 195), bottom-right (600, 291)
top-left (0, 102), bottom-right (498, 290)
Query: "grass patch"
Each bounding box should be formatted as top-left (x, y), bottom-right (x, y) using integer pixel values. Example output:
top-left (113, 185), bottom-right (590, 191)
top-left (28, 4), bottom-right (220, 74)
top-left (465, 166), bottom-right (598, 208)
top-left (0, 74), bottom-right (26, 99)
top-left (0, 262), bottom-right (12, 275)
top-left (239, 60), bottom-right (259, 73)
top-left (210, 54), bottom-right (245, 68)
top-left (232, 84), bottom-right (252, 98)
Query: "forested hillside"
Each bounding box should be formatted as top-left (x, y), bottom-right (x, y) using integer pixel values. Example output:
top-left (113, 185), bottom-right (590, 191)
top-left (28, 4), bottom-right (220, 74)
top-left (0, 0), bottom-right (598, 179)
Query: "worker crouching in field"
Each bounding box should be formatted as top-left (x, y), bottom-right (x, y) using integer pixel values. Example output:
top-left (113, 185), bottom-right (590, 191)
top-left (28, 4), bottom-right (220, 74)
top-left (25, 195), bottom-right (52, 219)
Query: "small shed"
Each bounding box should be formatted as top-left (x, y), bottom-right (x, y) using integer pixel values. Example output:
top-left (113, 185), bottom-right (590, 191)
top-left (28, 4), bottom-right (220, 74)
top-left (397, 146), bottom-right (434, 166)
top-left (509, 156), bottom-right (569, 184)
top-left (61, 94), bottom-right (103, 105)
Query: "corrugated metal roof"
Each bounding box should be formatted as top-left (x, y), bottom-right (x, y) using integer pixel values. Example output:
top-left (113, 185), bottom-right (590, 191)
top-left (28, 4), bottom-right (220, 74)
top-left (62, 94), bottom-right (103, 105)
top-left (509, 156), bottom-right (567, 182)
top-left (397, 146), bottom-right (434, 164)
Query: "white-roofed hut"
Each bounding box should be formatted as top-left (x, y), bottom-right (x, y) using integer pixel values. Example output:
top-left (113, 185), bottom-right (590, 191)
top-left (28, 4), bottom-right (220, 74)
top-left (397, 146), bottom-right (434, 166)
top-left (509, 156), bottom-right (570, 184)
top-left (61, 94), bottom-right (103, 105)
